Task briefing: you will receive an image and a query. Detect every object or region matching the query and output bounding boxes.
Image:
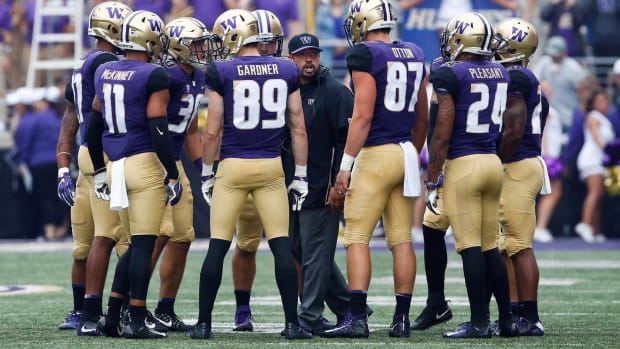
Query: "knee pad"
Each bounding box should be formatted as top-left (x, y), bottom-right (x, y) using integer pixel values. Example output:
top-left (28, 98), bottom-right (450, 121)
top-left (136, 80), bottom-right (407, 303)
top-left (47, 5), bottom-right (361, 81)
top-left (72, 245), bottom-right (90, 261)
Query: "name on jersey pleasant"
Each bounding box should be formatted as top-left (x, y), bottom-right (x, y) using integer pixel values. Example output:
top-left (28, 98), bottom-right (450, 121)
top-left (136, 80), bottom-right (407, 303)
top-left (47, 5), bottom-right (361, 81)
top-left (391, 47), bottom-right (415, 58)
top-left (468, 67), bottom-right (504, 80)
top-left (237, 64), bottom-right (280, 76)
top-left (100, 68), bottom-right (136, 81)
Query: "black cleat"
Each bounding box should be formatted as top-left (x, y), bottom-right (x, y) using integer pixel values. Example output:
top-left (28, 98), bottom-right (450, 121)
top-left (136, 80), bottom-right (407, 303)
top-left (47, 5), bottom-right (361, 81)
top-left (154, 311), bottom-right (192, 332)
top-left (497, 318), bottom-right (520, 338)
top-left (145, 310), bottom-right (168, 332)
top-left (322, 313), bottom-right (369, 338)
top-left (187, 322), bottom-right (212, 339)
top-left (77, 318), bottom-right (104, 337)
top-left (96, 313), bottom-right (123, 337)
top-left (233, 305), bottom-right (253, 332)
top-left (59, 310), bottom-right (81, 330)
top-left (443, 322), bottom-right (491, 339)
top-left (517, 317), bottom-right (544, 336)
top-left (123, 322), bottom-right (166, 339)
top-left (283, 322), bottom-right (313, 340)
top-left (389, 314), bottom-right (411, 338)
top-left (411, 303), bottom-right (452, 330)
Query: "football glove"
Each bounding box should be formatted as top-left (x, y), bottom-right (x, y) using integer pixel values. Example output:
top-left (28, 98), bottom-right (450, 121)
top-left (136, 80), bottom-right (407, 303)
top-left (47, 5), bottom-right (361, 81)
top-left (166, 177), bottom-right (183, 206)
top-left (93, 167), bottom-right (110, 201)
top-left (201, 172), bottom-right (214, 206)
top-left (287, 176), bottom-right (308, 211)
top-left (57, 167), bottom-right (75, 207)
top-left (425, 188), bottom-right (440, 215)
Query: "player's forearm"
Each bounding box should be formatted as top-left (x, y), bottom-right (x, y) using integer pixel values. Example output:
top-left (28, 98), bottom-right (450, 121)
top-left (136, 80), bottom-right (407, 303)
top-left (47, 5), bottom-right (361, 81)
top-left (290, 126), bottom-right (308, 166)
top-left (57, 104), bottom-right (79, 168)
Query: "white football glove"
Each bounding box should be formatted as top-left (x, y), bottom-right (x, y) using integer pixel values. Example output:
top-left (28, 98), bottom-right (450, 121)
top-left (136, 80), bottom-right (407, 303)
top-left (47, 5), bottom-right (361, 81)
top-left (201, 163), bottom-right (215, 206)
top-left (288, 176), bottom-right (308, 211)
top-left (93, 168), bottom-right (110, 201)
top-left (425, 188), bottom-right (440, 215)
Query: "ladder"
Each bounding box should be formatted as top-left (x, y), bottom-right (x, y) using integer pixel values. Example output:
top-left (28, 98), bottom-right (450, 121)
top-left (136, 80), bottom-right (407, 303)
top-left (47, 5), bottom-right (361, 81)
top-left (25, 0), bottom-right (83, 88)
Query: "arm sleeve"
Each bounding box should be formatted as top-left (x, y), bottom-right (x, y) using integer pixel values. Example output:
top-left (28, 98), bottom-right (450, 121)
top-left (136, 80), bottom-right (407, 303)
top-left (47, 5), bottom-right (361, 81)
top-left (431, 66), bottom-right (459, 100)
top-left (86, 110), bottom-right (106, 171)
top-left (346, 44), bottom-right (373, 73)
top-left (64, 83), bottom-right (74, 104)
top-left (205, 63), bottom-right (224, 95)
top-left (147, 67), bottom-right (171, 94)
top-left (508, 69), bottom-right (532, 98)
top-left (149, 117), bottom-right (179, 179)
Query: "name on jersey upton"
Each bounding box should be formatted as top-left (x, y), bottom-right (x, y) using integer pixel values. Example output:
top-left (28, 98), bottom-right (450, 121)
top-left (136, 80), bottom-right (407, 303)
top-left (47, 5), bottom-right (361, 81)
top-left (468, 67), bottom-right (505, 79)
top-left (237, 64), bottom-right (280, 76)
top-left (100, 68), bottom-right (136, 81)
top-left (392, 47), bottom-right (415, 58)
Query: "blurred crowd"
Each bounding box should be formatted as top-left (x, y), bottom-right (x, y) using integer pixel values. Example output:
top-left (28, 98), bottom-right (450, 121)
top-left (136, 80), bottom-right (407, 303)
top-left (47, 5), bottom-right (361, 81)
top-left (1, 0), bottom-right (620, 241)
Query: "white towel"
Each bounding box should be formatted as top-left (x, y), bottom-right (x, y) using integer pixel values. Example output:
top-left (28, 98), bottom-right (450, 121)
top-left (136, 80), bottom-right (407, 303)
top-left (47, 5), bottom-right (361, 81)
top-left (110, 157), bottom-right (129, 211)
top-left (537, 156), bottom-right (552, 195)
top-left (400, 141), bottom-right (422, 197)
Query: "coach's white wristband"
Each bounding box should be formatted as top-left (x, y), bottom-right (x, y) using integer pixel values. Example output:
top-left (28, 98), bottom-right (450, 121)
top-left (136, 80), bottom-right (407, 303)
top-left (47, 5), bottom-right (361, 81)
top-left (202, 163), bottom-right (213, 176)
top-left (294, 165), bottom-right (307, 178)
top-left (339, 153), bottom-right (356, 171)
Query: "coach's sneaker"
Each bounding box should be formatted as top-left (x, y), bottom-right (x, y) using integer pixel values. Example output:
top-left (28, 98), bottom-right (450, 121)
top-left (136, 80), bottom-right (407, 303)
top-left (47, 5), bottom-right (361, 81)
top-left (187, 322), bottom-right (212, 339)
top-left (233, 305), bottom-right (253, 331)
top-left (154, 311), bottom-right (192, 331)
top-left (517, 317), bottom-right (544, 336)
top-left (443, 322), bottom-right (491, 339)
top-left (123, 322), bottom-right (166, 339)
top-left (322, 313), bottom-right (369, 338)
top-left (59, 310), bottom-right (81, 330)
top-left (389, 314), bottom-right (411, 338)
top-left (77, 317), bottom-right (104, 336)
top-left (97, 313), bottom-right (123, 337)
top-left (283, 322), bottom-right (313, 340)
top-left (411, 302), bottom-right (452, 330)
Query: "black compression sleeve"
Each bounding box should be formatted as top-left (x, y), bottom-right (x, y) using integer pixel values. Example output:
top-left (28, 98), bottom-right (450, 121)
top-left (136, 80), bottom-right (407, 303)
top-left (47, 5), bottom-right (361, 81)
top-left (148, 117), bottom-right (178, 179)
top-left (86, 110), bottom-right (106, 171)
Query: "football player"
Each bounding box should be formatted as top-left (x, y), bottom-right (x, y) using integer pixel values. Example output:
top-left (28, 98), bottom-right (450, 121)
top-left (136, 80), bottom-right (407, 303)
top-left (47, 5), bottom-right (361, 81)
top-left (325, 0), bottom-right (429, 339)
top-left (55, 1), bottom-right (132, 335)
top-left (425, 12), bottom-right (517, 338)
top-left (87, 10), bottom-right (182, 339)
top-left (410, 57), bottom-right (453, 331)
top-left (228, 9), bottom-right (284, 332)
top-left (189, 9), bottom-right (311, 340)
top-left (147, 16), bottom-right (210, 332)
top-left (493, 18), bottom-right (547, 336)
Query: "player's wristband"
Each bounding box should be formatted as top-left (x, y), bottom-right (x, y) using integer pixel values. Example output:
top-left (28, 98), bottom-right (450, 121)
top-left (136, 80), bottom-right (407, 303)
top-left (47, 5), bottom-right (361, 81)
top-left (339, 153), bottom-right (356, 171)
top-left (202, 163), bottom-right (214, 176)
top-left (58, 167), bottom-right (70, 177)
top-left (294, 165), bottom-right (307, 178)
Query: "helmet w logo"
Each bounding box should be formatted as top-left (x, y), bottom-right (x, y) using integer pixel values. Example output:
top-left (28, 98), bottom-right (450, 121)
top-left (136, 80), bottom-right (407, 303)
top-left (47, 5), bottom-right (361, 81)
top-left (147, 19), bottom-right (162, 32)
top-left (221, 16), bottom-right (238, 31)
top-left (106, 7), bottom-right (124, 19)
top-left (350, 1), bottom-right (362, 14)
top-left (454, 21), bottom-right (471, 34)
top-left (168, 25), bottom-right (185, 37)
top-left (510, 27), bottom-right (529, 43)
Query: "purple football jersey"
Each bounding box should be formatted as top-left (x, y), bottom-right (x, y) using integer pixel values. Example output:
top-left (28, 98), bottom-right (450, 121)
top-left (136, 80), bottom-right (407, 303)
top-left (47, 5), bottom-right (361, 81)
top-left (94, 60), bottom-right (169, 161)
top-left (348, 41), bottom-right (426, 147)
top-left (505, 66), bottom-right (545, 163)
top-left (433, 59), bottom-right (510, 159)
top-left (206, 55), bottom-right (300, 160)
top-left (165, 63), bottom-right (206, 160)
top-left (70, 49), bottom-right (118, 145)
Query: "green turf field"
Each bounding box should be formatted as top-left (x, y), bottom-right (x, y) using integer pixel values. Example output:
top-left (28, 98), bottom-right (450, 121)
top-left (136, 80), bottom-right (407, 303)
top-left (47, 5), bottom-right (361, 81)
top-left (1, 246), bottom-right (618, 348)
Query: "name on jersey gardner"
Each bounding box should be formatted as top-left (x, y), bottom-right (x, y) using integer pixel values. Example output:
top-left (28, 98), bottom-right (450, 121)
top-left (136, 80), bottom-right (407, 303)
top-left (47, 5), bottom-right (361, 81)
top-left (101, 68), bottom-right (136, 81)
top-left (468, 67), bottom-right (504, 80)
top-left (237, 64), bottom-right (280, 76)
top-left (392, 47), bottom-right (415, 58)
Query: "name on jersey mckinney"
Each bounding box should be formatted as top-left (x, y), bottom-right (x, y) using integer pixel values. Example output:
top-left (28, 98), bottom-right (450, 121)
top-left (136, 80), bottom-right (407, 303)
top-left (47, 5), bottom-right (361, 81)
top-left (468, 67), bottom-right (505, 80)
top-left (236, 63), bottom-right (280, 76)
top-left (100, 68), bottom-right (136, 81)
